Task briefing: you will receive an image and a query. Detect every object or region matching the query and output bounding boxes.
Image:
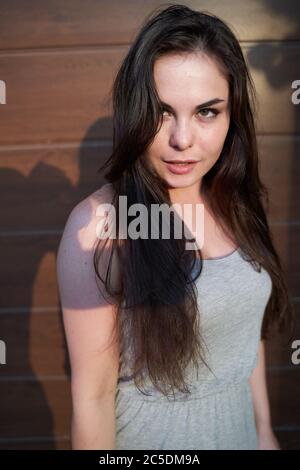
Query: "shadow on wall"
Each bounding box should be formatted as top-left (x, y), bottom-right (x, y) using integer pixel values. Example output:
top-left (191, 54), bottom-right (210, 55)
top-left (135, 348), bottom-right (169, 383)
top-left (0, 115), bottom-right (111, 450)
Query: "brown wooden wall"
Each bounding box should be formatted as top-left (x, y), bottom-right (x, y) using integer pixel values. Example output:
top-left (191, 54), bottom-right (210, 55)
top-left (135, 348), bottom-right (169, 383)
top-left (0, 0), bottom-right (300, 450)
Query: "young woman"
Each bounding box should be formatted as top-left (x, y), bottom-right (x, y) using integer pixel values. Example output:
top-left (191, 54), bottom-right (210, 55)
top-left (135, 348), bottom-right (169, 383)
top-left (56, 5), bottom-right (295, 450)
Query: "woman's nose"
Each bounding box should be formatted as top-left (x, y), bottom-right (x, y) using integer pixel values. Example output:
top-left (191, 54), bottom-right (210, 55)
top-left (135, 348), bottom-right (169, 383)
top-left (169, 121), bottom-right (193, 150)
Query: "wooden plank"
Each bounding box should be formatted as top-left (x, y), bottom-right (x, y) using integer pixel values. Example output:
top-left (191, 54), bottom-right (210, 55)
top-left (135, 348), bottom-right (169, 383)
top-left (0, 44), bottom-right (299, 145)
top-left (0, 47), bottom-right (118, 144)
top-left (271, 225), bottom-right (300, 297)
top-left (0, 0), bottom-right (299, 50)
top-left (265, 303), bottom-right (300, 369)
top-left (244, 43), bottom-right (300, 135)
top-left (0, 431), bottom-right (299, 450)
top-left (0, 378), bottom-right (72, 439)
top-left (267, 369), bottom-right (300, 427)
top-left (259, 135), bottom-right (300, 222)
top-left (0, 234), bottom-right (61, 307)
top-left (0, 309), bottom-right (69, 376)
top-left (273, 429), bottom-right (300, 450)
top-left (0, 144), bottom-right (109, 229)
top-left (0, 437), bottom-right (71, 450)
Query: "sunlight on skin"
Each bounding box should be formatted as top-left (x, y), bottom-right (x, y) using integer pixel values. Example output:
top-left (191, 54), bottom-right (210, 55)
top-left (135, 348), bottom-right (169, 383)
top-left (143, 51), bottom-right (231, 251)
top-left (144, 51), bottom-right (230, 207)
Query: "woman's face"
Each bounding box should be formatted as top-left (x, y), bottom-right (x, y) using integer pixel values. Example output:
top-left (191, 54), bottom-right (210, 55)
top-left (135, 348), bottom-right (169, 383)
top-left (144, 51), bottom-right (230, 199)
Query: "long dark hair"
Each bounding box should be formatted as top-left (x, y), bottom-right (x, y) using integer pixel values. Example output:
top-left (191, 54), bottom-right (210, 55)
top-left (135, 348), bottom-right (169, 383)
top-left (94, 4), bottom-right (295, 398)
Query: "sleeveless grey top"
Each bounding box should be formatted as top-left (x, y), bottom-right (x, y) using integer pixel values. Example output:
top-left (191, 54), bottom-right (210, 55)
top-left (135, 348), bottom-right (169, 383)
top-left (114, 247), bottom-right (273, 450)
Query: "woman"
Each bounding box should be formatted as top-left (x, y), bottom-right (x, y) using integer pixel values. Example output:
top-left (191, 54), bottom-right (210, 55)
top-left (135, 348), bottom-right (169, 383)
top-left (56, 4), bottom-right (294, 450)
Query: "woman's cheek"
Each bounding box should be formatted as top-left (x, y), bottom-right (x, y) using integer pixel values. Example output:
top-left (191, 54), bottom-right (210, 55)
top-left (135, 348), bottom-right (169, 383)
top-left (206, 121), bottom-right (229, 154)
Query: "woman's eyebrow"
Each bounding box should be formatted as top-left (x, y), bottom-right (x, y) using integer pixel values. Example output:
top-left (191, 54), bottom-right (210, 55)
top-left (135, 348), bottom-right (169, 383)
top-left (160, 98), bottom-right (225, 111)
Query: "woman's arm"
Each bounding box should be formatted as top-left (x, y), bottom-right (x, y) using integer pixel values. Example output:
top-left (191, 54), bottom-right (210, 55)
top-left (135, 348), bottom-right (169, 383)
top-left (249, 339), bottom-right (280, 450)
top-left (57, 187), bottom-right (120, 450)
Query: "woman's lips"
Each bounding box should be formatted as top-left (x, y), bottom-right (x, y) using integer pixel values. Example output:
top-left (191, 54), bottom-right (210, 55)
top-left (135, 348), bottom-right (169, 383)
top-left (164, 160), bottom-right (199, 175)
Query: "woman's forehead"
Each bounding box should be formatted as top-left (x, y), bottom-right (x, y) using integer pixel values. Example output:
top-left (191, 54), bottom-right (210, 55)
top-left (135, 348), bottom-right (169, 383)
top-left (153, 53), bottom-right (229, 104)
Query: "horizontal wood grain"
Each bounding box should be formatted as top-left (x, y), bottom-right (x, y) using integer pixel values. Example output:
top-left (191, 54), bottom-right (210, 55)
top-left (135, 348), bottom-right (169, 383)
top-left (0, 431), bottom-right (298, 450)
top-left (265, 302), bottom-right (300, 368)
top-left (271, 225), bottom-right (300, 297)
top-left (0, 47), bottom-right (117, 144)
top-left (0, 377), bottom-right (72, 439)
top-left (0, 43), bottom-right (299, 145)
top-left (0, 143), bottom-right (109, 229)
top-left (267, 369), bottom-right (300, 427)
top-left (259, 135), bottom-right (300, 222)
top-left (0, 0), bottom-right (299, 50)
top-left (0, 309), bottom-right (69, 376)
top-left (273, 429), bottom-right (300, 450)
top-left (0, 437), bottom-right (71, 450)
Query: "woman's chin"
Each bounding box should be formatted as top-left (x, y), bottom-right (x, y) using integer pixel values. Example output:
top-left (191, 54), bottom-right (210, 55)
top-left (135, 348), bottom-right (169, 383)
top-left (162, 173), bottom-right (199, 189)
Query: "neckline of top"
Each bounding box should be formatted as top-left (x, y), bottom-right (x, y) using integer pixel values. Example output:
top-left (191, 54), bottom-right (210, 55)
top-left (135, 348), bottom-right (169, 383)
top-left (195, 247), bottom-right (240, 262)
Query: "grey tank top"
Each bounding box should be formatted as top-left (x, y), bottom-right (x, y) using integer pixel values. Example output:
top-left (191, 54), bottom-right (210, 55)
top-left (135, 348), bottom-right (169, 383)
top-left (116, 247), bottom-right (273, 401)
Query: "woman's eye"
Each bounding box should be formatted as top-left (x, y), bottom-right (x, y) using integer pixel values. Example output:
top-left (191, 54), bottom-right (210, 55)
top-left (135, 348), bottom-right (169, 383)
top-left (161, 108), bottom-right (219, 119)
top-left (198, 108), bottom-right (219, 119)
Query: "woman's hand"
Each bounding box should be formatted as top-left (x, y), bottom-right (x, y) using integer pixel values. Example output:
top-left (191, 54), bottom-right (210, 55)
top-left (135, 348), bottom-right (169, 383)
top-left (257, 426), bottom-right (281, 450)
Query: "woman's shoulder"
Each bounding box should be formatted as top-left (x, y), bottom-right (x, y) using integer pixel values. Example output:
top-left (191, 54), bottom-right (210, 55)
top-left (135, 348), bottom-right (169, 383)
top-left (88, 182), bottom-right (116, 205)
top-left (57, 183), bottom-right (118, 307)
top-left (66, 182), bottom-right (115, 236)
top-left (77, 182), bottom-right (116, 216)
top-left (57, 183), bottom-right (116, 265)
